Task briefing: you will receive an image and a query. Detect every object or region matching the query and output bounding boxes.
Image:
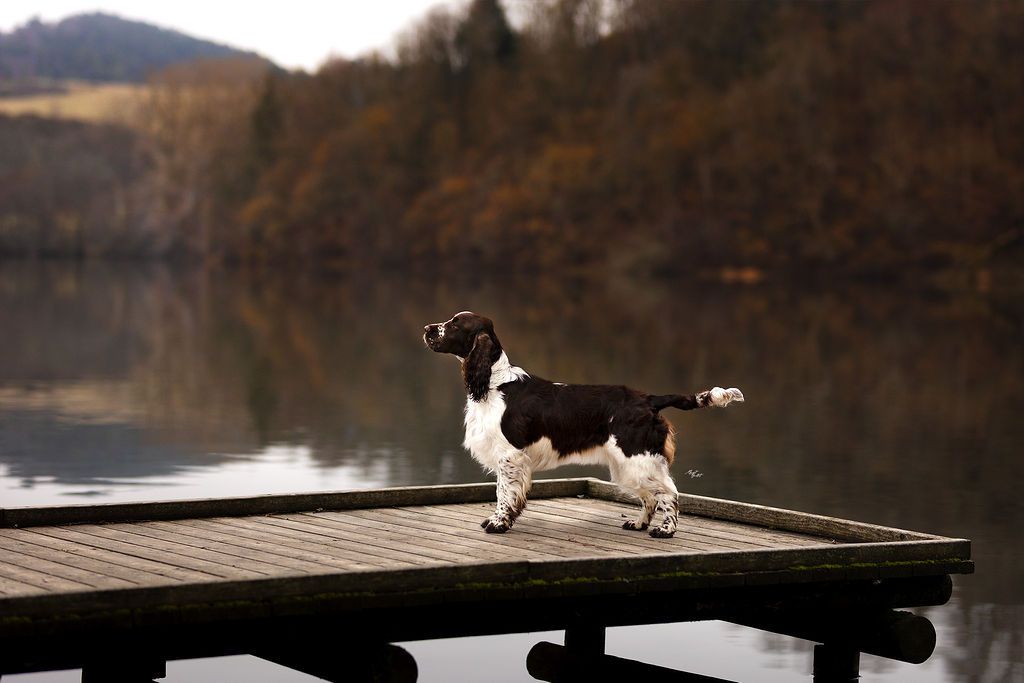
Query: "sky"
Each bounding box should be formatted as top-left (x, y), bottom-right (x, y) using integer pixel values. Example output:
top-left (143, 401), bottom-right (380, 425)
top-left (0, 1), bottom-right (456, 71)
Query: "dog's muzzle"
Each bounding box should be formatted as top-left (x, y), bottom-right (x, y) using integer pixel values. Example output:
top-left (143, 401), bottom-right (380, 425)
top-left (423, 324), bottom-right (442, 350)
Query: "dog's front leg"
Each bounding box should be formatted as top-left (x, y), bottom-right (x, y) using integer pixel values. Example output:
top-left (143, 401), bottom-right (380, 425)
top-left (482, 450), bottom-right (532, 533)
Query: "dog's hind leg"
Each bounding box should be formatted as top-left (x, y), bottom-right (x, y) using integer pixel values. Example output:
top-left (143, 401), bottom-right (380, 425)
top-left (648, 459), bottom-right (680, 538)
top-left (649, 486), bottom-right (680, 537)
top-left (622, 490), bottom-right (656, 531)
top-left (607, 455), bottom-right (653, 530)
top-left (482, 450), bottom-right (533, 533)
top-left (610, 450), bottom-right (679, 536)
top-left (616, 453), bottom-right (680, 538)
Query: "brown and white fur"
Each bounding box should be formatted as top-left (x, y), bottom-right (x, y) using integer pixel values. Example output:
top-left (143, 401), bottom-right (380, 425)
top-left (423, 311), bottom-right (744, 538)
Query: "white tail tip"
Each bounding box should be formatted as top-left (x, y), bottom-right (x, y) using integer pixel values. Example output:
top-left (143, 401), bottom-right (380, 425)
top-left (709, 387), bottom-right (745, 407)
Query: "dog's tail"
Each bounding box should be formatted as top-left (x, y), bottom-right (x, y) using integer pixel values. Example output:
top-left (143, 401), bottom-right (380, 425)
top-left (649, 387), bottom-right (745, 412)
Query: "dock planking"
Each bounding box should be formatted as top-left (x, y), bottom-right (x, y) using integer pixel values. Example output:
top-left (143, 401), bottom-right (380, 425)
top-left (0, 478), bottom-right (970, 619)
top-left (0, 477), bottom-right (974, 678)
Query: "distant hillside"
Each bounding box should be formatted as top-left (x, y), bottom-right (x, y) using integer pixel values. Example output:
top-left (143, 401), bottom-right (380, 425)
top-left (0, 12), bottom-right (273, 82)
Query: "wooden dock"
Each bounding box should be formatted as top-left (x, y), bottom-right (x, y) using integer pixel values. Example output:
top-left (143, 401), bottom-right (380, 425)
top-left (0, 478), bottom-right (972, 682)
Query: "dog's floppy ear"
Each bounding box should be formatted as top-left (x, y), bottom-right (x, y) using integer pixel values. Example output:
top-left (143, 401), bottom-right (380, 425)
top-left (463, 332), bottom-right (497, 401)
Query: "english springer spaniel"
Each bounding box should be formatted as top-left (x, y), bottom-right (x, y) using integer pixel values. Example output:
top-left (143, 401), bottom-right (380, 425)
top-left (423, 311), bottom-right (744, 538)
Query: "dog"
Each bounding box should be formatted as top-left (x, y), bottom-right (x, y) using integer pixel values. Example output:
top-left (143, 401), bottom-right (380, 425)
top-left (423, 311), bottom-right (743, 538)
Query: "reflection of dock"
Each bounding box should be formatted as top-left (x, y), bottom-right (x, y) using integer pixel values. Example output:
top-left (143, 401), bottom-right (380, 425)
top-left (0, 478), bottom-right (972, 682)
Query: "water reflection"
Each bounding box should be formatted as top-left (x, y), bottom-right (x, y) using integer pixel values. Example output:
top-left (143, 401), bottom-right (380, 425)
top-left (0, 262), bottom-right (1020, 682)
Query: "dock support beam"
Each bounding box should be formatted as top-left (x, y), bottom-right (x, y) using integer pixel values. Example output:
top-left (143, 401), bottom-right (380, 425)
top-left (81, 655), bottom-right (165, 683)
top-left (527, 642), bottom-right (738, 683)
top-left (254, 641), bottom-right (416, 683)
top-left (730, 608), bottom-right (936, 665)
top-left (564, 622), bottom-right (605, 656)
top-left (812, 644), bottom-right (860, 682)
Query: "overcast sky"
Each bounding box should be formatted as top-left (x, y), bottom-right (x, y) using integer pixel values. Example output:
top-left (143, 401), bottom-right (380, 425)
top-left (0, 1), bottom-right (457, 71)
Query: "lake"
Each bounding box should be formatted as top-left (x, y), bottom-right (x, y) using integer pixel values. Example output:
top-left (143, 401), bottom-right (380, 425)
top-left (1, 262), bottom-right (1020, 682)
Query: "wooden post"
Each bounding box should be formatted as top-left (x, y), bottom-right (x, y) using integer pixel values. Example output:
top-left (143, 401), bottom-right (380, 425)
top-left (813, 643), bottom-right (860, 682)
top-left (80, 656), bottom-right (165, 683)
top-left (730, 609), bottom-right (936, 664)
top-left (254, 642), bottom-right (416, 683)
top-left (527, 642), bottom-right (738, 682)
top-left (564, 621), bottom-right (605, 656)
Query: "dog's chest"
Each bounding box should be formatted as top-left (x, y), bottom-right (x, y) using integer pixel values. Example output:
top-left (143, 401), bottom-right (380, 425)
top-left (463, 390), bottom-right (512, 471)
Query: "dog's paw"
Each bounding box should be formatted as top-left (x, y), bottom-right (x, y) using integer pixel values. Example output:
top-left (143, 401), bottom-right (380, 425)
top-left (482, 517), bottom-right (511, 534)
top-left (622, 520), bottom-right (649, 531)
top-left (649, 526), bottom-right (676, 539)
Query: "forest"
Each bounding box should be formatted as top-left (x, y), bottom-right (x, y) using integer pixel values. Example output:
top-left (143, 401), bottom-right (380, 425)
top-left (0, 0), bottom-right (1021, 281)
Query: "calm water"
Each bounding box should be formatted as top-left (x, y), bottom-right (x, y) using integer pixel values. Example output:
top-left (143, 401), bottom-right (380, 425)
top-left (1, 263), bottom-right (1021, 682)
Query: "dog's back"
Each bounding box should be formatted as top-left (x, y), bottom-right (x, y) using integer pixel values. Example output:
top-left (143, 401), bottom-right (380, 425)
top-left (498, 377), bottom-right (674, 462)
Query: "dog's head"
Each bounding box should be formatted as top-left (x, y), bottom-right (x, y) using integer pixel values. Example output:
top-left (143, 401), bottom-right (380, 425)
top-left (423, 311), bottom-right (500, 359)
top-left (423, 312), bottom-right (503, 400)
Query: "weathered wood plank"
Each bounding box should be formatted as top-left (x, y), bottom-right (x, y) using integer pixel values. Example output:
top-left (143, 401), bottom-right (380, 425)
top-left (0, 535), bottom-right (136, 589)
top-left (429, 499), bottom-right (828, 557)
top-left (525, 500), bottom-right (754, 552)
top-left (41, 524), bottom-right (270, 581)
top-left (211, 516), bottom-right (423, 569)
top-left (0, 562), bottom-right (93, 593)
top-left (577, 498), bottom-right (827, 548)
top-left (681, 516), bottom-right (829, 547)
top-left (520, 500), bottom-right (731, 551)
top-left (272, 512), bottom-right (495, 564)
top-left (83, 523), bottom-right (315, 577)
top-left (148, 520), bottom-right (376, 572)
top-left (166, 519), bottom-right (384, 571)
top-left (256, 514), bottom-right (467, 565)
top-left (335, 508), bottom-right (568, 561)
top-left (0, 573), bottom-right (47, 597)
top-left (398, 503), bottom-right (597, 554)
top-left (402, 503), bottom-right (661, 557)
top-left (1, 529), bottom-right (181, 586)
top-left (203, 516), bottom-right (416, 568)
top-left (335, 505), bottom-right (548, 557)
top-left (420, 504), bottom-right (649, 562)
top-left (217, 516), bottom-right (445, 567)
top-left (484, 508), bottom-right (679, 555)
top-left (569, 499), bottom-right (831, 552)
top-left (0, 479), bottom-right (587, 528)
top-left (676, 495), bottom-right (940, 543)
top-left (447, 502), bottom-right (706, 555)
top-left (20, 527), bottom-right (220, 583)
top-left (585, 480), bottom-right (945, 543)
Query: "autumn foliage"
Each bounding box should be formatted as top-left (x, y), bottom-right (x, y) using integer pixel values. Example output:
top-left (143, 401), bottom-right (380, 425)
top-left (2, 0), bottom-right (1022, 277)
